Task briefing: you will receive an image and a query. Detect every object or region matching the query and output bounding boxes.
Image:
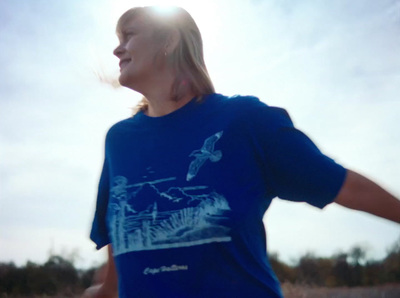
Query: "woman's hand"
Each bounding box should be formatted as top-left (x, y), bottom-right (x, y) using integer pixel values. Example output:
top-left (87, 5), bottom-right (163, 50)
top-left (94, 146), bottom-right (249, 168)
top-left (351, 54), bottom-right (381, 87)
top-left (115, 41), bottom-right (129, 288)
top-left (82, 283), bottom-right (117, 298)
top-left (82, 245), bottom-right (118, 298)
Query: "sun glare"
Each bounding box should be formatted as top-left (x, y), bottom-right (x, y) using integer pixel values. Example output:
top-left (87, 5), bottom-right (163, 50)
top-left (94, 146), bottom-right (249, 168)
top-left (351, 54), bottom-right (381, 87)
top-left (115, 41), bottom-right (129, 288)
top-left (110, 0), bottom-right (220, 50)
top-left (110, 0), bottom-right (185, 21)
top-left (110, 0), bottom-right (219, 29)
top-left (152, 5), bottom-right (180, 14)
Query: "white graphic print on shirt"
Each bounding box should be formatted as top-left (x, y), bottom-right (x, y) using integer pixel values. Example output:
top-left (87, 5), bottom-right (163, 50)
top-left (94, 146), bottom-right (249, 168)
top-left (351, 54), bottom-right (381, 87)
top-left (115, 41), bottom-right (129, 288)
top-left (108, 132), bottom-right (230, 256)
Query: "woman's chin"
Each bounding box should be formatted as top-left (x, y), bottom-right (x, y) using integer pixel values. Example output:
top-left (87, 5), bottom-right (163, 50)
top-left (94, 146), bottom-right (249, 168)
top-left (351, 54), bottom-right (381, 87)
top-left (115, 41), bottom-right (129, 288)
top-left (118, 75), bottom-right (130, 88)
top-left (118, 77), bottom-right (141, 93)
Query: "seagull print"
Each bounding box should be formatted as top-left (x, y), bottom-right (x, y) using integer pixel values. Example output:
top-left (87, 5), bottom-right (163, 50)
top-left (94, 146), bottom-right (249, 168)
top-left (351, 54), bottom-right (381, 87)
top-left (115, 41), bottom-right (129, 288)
top-left (186, 131), bottom-right (223, 181)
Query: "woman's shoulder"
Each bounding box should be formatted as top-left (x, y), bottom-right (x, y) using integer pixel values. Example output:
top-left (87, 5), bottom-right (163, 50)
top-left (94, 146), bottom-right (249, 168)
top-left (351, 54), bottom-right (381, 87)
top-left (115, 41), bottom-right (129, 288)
top-left (104, 117), bottom-right (138, 140)
top-left (211, 93), bottom-right (292, 127)
top-left (211, 93), bottom-right (260, 107)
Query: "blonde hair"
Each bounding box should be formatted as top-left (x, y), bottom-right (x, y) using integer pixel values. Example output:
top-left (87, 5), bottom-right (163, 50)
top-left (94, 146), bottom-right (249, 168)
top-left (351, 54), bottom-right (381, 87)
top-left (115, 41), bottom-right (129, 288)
top-left (116, 6), bottom-right (215, 113)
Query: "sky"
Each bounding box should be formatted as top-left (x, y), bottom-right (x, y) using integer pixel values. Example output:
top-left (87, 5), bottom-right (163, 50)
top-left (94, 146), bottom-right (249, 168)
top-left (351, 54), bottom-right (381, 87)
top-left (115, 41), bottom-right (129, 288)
top-left (0, 0), bottom-right (399, 268)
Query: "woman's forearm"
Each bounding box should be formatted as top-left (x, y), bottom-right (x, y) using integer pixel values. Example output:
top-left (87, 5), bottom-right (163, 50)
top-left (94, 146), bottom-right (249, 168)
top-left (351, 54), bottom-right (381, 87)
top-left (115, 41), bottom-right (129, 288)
top-left (102, 245), bottom-right (118, 292)
top-left (334, 169), bottom-right (400, 224)
top-left (82, 245), bottom-right (118, 297)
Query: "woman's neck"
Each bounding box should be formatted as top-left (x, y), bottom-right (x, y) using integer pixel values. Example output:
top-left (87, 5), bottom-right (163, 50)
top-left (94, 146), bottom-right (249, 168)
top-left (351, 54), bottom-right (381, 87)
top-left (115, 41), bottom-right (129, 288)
top-left (145, 92), bottom-right (195, 117)
top-left (141, 74), bottom-right (195, 117)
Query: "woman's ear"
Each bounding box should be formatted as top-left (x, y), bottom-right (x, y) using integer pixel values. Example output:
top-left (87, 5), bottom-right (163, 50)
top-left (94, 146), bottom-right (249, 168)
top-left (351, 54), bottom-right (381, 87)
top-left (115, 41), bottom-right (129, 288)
top-left (165, 28), bottom-right (181, 55)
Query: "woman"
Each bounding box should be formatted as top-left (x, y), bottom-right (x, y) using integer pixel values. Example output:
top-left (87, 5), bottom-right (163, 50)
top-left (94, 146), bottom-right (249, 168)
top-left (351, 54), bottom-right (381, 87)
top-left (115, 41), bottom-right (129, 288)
top-left (84, 6), bottom-right (400, 298)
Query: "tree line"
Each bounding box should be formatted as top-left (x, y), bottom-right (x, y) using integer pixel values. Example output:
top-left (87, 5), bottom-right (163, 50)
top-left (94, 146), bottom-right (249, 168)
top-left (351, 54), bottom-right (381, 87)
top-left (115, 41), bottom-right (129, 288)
top-left (0, 255), bottom-right (96, 297)
top-left (270, 238), bottom-right (400, 287)
top-left (0, 238), bottom-right (399, 297)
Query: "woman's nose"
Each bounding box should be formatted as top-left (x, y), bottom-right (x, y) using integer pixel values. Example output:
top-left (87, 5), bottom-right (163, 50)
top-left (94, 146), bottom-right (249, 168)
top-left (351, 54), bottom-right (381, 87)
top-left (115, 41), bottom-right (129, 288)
top-left (113, 44), bottom-right (124, 57)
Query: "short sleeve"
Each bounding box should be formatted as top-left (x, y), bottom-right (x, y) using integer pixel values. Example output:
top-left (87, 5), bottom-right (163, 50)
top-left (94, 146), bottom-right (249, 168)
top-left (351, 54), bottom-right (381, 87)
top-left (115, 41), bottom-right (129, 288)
top-left (249, 103), bottom-right (347, 208)
top-left (89, 158), bottom-right (111, 249)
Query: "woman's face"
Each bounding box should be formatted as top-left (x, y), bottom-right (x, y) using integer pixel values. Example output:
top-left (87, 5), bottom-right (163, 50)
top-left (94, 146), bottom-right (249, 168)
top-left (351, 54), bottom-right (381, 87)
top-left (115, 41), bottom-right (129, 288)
top-left (114, 15), bottom-right (164, 90)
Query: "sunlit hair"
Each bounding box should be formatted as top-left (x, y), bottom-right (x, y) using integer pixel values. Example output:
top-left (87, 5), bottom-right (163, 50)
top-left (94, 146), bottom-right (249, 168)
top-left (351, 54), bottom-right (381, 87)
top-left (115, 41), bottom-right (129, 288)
top-left (116, 6), bottom-right (215, 113)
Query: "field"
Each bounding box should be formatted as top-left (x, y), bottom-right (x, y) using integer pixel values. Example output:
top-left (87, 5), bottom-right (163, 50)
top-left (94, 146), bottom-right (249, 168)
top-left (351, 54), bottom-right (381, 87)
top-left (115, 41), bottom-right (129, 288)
top-left (282, 283), bottom-right (400, 298)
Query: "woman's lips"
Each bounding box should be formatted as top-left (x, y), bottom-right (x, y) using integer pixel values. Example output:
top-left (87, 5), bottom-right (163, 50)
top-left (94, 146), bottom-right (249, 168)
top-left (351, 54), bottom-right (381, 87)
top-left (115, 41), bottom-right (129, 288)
top-left (119, 59), bottom-right (131, 70)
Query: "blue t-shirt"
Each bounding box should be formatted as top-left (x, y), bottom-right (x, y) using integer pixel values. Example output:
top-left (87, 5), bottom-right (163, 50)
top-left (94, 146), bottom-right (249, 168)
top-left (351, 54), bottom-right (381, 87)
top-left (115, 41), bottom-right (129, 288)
top-left (90, 94), bottom-right (346, 297)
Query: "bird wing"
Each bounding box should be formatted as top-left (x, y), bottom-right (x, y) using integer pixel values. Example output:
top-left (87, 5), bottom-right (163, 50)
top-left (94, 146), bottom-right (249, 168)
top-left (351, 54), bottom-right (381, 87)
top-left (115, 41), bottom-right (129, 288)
top-left (187, 155), bottom-right (208, 181)
top-left (201, 131), bottom-right (223, 152)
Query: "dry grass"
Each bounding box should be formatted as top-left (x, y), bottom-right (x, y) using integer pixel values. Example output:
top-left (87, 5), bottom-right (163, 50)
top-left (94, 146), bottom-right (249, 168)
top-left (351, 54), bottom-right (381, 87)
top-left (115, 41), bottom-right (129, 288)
top-left (282, 283), bottom-right (400, 298)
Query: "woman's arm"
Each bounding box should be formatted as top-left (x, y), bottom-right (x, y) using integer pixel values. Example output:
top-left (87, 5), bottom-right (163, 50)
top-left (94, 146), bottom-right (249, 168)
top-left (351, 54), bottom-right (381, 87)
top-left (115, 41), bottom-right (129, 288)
top-left (82, 245), bottom-right (118, 298)
top-left (334, 169), bottom-right (400, 224)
